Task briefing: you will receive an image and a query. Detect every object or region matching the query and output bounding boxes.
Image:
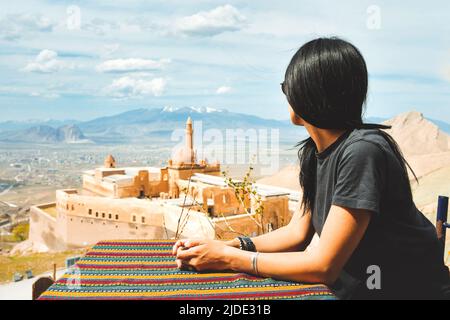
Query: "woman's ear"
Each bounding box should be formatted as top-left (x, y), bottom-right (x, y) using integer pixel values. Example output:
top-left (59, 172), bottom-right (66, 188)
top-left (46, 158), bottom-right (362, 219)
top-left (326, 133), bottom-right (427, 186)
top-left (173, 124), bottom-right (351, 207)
top-left (289, 105), bottom-right (305, 126)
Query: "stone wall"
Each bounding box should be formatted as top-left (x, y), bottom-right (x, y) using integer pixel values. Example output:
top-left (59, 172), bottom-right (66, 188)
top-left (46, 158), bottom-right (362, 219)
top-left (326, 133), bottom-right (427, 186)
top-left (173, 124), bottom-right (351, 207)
top-left (64, 215), bottom-right (167, 248)
top-left (29, 203), bottom-right (67, 251)
top-left (213, 213), bottom-right (260, 240)
top-left (259, 195), bottom-right (290, 232)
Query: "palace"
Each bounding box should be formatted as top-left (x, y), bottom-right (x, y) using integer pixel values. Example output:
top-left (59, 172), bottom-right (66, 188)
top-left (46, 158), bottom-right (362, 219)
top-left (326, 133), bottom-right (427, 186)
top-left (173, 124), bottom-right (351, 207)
top-left (29, 118), bottom-right (298, 251)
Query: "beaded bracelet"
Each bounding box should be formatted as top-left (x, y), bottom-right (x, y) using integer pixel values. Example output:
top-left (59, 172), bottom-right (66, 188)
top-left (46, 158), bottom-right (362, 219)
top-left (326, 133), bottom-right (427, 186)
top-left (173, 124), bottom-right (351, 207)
top-left (237, 236), bottom-right (256, 252)
top-left (237, 237), bottom-right (246, 250)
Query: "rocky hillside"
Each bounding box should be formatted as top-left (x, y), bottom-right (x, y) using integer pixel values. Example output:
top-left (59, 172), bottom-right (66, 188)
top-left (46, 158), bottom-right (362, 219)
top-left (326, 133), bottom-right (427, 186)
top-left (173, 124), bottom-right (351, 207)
top-left (383, 111), bottom-right (450, 156)
top-left (0, 124), bottom-right (90, 143)
top-left (56, 124), bottom-right (88, 143)
top-left (383, 111), bottom-right (450, 179)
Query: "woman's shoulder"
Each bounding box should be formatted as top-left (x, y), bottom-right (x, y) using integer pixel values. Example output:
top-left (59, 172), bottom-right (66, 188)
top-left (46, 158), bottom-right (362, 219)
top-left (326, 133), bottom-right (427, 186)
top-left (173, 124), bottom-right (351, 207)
top-left (347, 129), bottom-right (391, 150)
top-left (339, 129), bottom-right (389, 162)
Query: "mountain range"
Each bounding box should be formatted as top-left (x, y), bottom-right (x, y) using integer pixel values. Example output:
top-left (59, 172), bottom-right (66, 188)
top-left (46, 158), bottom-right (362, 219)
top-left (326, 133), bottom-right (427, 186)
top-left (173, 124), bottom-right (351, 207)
top-left (0, 107), bottom-right (304, 144)
top-left (0, 124), bottom-right (90, 144)
top-left (0, 107), bottom-right (449, 144)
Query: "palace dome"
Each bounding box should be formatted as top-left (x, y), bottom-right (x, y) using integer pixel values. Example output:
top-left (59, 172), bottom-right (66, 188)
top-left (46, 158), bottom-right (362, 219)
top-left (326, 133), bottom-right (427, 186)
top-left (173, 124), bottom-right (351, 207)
top-left (171, 146), bottom-right (195, 165)
top-left (104, 154), bottom-right (116, 168)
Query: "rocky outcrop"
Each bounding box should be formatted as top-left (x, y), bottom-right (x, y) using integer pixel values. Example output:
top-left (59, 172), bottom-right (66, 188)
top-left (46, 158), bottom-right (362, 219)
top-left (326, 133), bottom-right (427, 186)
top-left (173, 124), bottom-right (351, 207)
top-left (383, 111), bottom-right (450, 156)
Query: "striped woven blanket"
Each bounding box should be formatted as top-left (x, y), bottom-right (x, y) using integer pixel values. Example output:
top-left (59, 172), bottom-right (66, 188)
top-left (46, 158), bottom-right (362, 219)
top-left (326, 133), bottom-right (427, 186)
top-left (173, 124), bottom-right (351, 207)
top-left (39, 240), bottom-right (335, 300)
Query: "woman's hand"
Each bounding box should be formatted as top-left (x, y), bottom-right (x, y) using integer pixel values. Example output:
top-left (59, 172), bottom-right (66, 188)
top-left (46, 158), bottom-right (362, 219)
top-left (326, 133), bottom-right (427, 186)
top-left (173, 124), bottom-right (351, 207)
top-left (172, 238), bottom-right (239, 255)
top-left (172, 238), bottom-right (205, 255)
top-left (173, 239), bottom-right (232, 272)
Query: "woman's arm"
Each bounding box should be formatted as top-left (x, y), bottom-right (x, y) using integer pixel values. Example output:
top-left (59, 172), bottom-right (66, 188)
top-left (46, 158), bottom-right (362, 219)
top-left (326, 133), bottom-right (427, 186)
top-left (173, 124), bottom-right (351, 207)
top-left (225, 209), bottom-right (315, 252)
top-left (173, 208), bottom-right (315, 254)
top-left (176, 205), bottom-right (371, 285)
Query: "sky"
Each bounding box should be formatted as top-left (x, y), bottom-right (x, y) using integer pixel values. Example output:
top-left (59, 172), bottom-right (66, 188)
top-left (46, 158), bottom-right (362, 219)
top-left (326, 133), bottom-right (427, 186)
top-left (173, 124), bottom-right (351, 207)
top-left (0, 0), bottom-right (449, 122)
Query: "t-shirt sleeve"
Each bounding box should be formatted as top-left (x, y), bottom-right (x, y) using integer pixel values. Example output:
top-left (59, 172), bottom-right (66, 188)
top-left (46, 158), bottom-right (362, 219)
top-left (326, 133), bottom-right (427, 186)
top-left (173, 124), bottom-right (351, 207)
top-left (332, 140), bottom-right (386, 214)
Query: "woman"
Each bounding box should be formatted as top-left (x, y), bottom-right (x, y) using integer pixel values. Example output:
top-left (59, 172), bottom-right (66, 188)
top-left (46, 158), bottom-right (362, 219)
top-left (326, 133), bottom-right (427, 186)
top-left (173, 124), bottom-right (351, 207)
top-left (173, 37), bottom-right (450, 299)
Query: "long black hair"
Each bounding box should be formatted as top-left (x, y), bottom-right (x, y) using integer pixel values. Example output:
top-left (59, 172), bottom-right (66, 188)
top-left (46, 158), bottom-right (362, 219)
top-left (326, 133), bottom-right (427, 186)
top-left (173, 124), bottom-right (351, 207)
top-left (283, 37), bottom-right (417, 215)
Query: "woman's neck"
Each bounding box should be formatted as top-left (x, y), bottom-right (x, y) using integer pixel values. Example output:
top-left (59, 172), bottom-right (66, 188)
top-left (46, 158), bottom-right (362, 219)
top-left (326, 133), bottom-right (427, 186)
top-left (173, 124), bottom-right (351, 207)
top-left (304, 123), bottom-right (347, 153)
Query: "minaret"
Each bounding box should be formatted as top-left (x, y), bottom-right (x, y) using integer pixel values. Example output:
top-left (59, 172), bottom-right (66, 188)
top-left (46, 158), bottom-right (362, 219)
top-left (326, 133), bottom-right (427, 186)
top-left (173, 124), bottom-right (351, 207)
top-left (185, 117), bottom-right (194, 163)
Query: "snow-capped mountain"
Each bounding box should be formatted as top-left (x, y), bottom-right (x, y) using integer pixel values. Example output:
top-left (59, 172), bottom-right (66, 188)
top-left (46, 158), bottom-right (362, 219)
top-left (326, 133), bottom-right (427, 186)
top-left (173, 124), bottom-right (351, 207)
top-left (1, 107), bottom-right (448, 145)
top-left (162, 106), bottom-right (225, 113)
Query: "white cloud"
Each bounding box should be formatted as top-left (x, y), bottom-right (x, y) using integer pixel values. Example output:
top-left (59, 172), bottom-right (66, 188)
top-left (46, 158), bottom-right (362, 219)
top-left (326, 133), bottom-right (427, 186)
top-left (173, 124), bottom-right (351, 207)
top-left (96, 58), bottom-right (170, 73)
top-left (105, 76), bottom-right (166, 98)
top-left (216, 86), bottom-right (232, 94)
top-left (30, 91), bottom-right (60, 99)
top-left (23, 50), bottom-right (72, 73)
top-left (0, 13), bottom-right (54, 41)
top-left (175, 4), bottom-right (246, 36)
top-left (37, 50), bottom-right (57, 62)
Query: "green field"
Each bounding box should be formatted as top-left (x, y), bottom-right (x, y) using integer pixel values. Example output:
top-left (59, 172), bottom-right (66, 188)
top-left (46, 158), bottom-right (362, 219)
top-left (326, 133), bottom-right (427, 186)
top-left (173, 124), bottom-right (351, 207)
top-left (0, 248), bottom-right (88, 284)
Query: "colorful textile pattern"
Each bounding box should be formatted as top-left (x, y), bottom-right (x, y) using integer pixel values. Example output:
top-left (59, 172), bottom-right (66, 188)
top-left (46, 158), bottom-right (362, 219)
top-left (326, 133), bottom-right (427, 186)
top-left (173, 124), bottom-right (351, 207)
top-left (39, 240), bottom-right (336, 300)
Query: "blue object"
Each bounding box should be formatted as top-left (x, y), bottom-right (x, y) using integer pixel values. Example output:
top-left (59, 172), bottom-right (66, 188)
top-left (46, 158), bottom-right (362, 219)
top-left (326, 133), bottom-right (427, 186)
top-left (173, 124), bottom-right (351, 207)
top-left (25, 270), bottom-right (33, 279)
top-left (437, 196), bottom-right (449, 223)
top-left (436, 196), bottom-right (449, 259)
top-left (65, 256), bottom-right (81, 269)
top-left (13, 272), bottom-right (23, 282)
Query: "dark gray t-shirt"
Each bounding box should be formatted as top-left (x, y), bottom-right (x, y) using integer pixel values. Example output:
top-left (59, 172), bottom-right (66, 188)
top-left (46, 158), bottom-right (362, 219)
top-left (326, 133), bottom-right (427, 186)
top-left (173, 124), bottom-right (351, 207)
top-left (312, 128), bottom-right (449, 299)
